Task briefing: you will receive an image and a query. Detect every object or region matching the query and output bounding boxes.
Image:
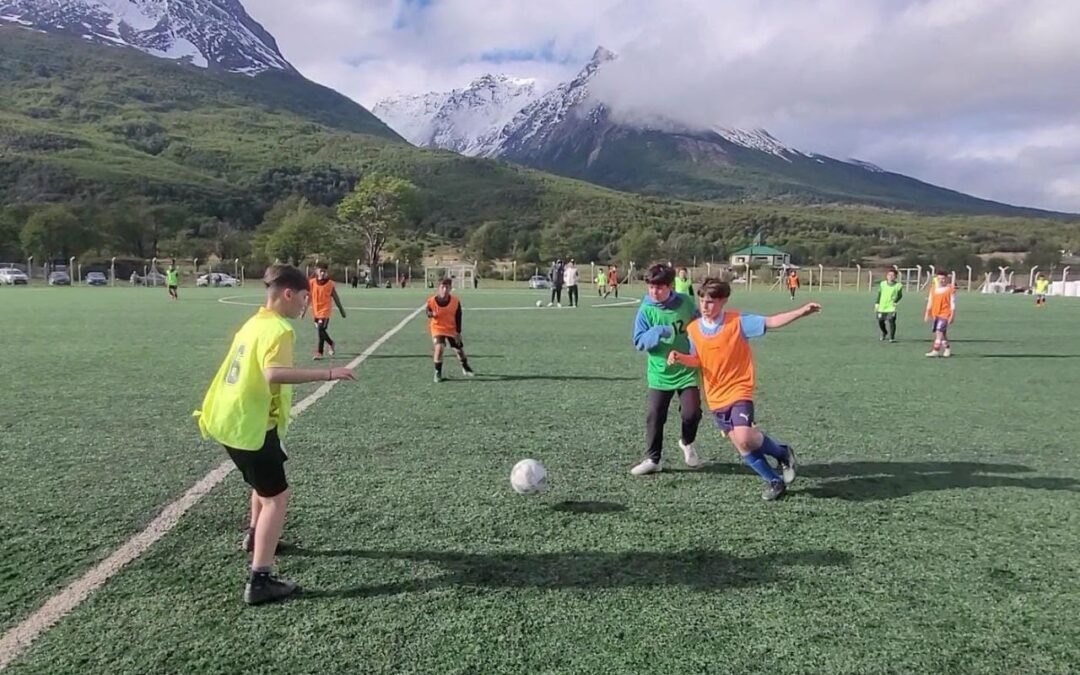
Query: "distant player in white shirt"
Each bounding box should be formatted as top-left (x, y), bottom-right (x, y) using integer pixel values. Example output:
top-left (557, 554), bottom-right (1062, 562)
top-left (563, 260), bottom-right (581, 307)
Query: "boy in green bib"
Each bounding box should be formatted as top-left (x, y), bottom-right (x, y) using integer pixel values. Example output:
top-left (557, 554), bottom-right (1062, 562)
top-left (874, 268), bottom-right (904, 342)
top-left (195, 264), bottom-right (355, 605)
top-left (166, 260), bottom-right (179, 300)
top-left (630, 264), bottom-right (703, 475)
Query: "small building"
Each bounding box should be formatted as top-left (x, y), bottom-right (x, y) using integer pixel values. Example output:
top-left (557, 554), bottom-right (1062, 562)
top-left (729, 245), bottom-right (790, 269)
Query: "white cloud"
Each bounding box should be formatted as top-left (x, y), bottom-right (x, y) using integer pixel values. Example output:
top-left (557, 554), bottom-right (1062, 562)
top-left (245, 0), bottom-right (1080, 212)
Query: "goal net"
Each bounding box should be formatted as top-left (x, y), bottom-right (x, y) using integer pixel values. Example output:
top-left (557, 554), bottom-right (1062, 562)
top-left (425, 264), bottom-right (476, 290)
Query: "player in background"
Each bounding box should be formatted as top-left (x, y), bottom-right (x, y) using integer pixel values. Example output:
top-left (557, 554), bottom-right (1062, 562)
top-left (596, 266), bottom-right (608, 297)
top-left (1034, 273), bottom-right (1050, 307)
top-left (924, 269), bottom-right (956, 358)
top-left (195, 264), bottom-right (355, 605)
top-left (674, 267), bottom-right (693, 296)
top-left (166, 260), bottom-right (179, 300)
top-left (630, 264), bottom-right (702, 475)
top-left (668, 278), bottom-right (820, 501)
top-left (564, 259), bottom-right (580, 308)
top-left (604, 265), bottom-right (620, 299)
top-left (427, 278), bottom-right (475, 382)
top-left (304, 263), bottom-right (346, 360)
top-left (786, 269), bottom-right (800, 301)
top-left (874, 268), bottom-right (903, 342)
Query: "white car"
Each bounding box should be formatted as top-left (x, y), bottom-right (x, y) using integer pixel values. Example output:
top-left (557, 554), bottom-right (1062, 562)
top-left (0, 268), bottom-right (29, 285)
top-left (528, 275), bottom-right (551, 289)
top-left (196, 272), bottom-right (239, 287)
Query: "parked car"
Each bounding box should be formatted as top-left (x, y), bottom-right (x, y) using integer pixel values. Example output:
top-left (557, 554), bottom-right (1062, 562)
top-left (528, 275), bottom-right (552, 289)
top-left (0, 267), bottom-right (29, 285)
top-left (48, 270), bottom-right (71, 286)
top-left (85, 271), bottom-right (108, 286)
top-left (196, 272), bottom-right (239, 287)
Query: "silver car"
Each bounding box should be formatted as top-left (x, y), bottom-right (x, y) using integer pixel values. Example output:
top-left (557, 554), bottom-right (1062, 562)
top-left (528, 275), bottom-right (552, 289)
top-left (48, 270), bottom-right (71, 286)
top-left (0, 268), bottom-right (29, 285)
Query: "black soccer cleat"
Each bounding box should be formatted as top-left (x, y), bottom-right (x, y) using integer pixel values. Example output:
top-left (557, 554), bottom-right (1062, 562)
top-left (243, 574), bottom-right (300, 606)
top-left (762, 480), bottom-right (788, 501)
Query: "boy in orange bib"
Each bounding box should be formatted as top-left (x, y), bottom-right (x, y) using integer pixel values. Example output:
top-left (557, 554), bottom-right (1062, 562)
top-left (427, 278), bottom-right (476, 382)
top-left (305, 263), bottom-right (347, 359)
top-left (924, 269), bottom-right (956, 358)
top-left (668, 278), bottom-right (820, 501)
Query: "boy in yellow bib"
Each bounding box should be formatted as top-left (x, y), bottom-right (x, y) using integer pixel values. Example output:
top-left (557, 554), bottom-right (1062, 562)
top-left (195, 264), bottom-right (355, 605)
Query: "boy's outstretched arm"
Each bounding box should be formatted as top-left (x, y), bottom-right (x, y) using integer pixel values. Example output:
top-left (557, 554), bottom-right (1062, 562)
top-left (764, 302), bottom-right (821, 329)
top-left (332, 288), bottom-right (347, 318)
top-left (265, 366), bottom-right (355, 383)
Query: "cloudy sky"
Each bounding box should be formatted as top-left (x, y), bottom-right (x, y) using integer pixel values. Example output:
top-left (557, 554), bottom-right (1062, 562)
top-left (251, 0), bottom-right (1080, 213)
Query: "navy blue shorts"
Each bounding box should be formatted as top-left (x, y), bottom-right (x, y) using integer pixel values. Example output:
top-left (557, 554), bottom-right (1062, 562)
top-left (712, 400), bottom-right (755, 433)
top-left (931, 318), bottom-right (950, 333)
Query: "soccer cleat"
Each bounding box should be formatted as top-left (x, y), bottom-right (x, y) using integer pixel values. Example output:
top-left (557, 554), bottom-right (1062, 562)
top-left (925, 350), bottom-right (941, 358)
top-left (547, 302), bottom-right (554, 307)
top-left (327, 345), bottom-right (336, 357)
top-left (776, 445), bottom-right (797, 485)
top-left (942, 348), bottom-right (952, 358)
top-left (243, 574), bottom-right (300, 606)
top-left (762, 480), bottom-right (788, 501)
top-left (679, 440), bottom-right (702, 469)
top-left (879, 335), bottom-right (887, 342)
top-left (630, 458), bottom-right (662, 475)
top-left (433, 372), bottom-right (443, 383)
top-left (312, 352), bottom-right (324, 361)
top-left (462, 367), bottom-right (476, 377)
top-left (889, 338), bottom-right (897, 344)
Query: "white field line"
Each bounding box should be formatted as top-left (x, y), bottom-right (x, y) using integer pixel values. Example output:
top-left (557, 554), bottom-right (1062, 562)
top-left (0, 306), bottom-right (425, 671)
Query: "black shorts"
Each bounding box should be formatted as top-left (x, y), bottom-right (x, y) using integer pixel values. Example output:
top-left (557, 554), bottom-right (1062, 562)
top-left (433, 334), bottom-right (464, 349)
top-left (225, 428), bottom-right (289, 498)
top-left (168, 285), bottom-right (177, 292)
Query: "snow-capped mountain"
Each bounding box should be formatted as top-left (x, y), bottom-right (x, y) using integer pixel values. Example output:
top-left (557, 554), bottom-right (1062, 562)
top-left (371, 46), bottom-right (987, 206)
top-left (374, 74), bottom-right (539, 156)
top-left (0, 0), bottom-right (294, 74)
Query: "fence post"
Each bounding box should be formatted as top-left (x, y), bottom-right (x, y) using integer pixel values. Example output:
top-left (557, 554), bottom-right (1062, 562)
top-left (808, 268), bottom-right (814, 292)
top-left (69, 256), bottom-right (76, 283)
top-left (855, 265), bottom-right (861, 291)
top-left (837, 269), bottom-right (843, 290)
top-left (867, 270), bottom-right (873, 293)
top-left (818, 265), bottom-right (824, 292)
top-left (27, 256), bottom-right (33, 282)
top-left (1028, 266), bottom-right (1039, 289)
top-left (965, 265), bottom-right (973, 292)
top-left (110, 257), bottom-right (116, 286)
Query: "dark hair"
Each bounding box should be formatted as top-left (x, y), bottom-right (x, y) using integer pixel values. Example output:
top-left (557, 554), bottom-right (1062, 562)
top-left (315, 262), bottom-right (328, 271)
top-left (936, 268), bottom-right (949, 276)
top-left (438, 278), bottom-right (453, 289)
top-left (697, 277), bottom-right (731, 300)
top-left (263, 264), bottom-right (308, 292)
top-left (645, 264), bottom-right (675, 286)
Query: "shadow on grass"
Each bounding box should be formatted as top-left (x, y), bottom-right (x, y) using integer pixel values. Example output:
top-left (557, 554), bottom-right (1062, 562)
top-left (550, 501), bottom-right (627, 514)
top-left (694, 461), bottom-right (1079, 501)
top-left (443, 373), bottom-right (637, 382)
top-left (979, 354), bottom-right (1080, 359)
top-left (370, 354), bottom-right (506, 360)
top-left (295, 548), bottom-right (851, 599)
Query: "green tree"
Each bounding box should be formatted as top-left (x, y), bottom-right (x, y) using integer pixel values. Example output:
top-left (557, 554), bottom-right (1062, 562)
top-left (265, 199), bottom-right (330, 263)
top-left (467, 221), bottom-right (509, 260)
top-left (619, 226), bottom-right (659, 268)
top-left (336, 173), bottom-right (418, 269)
top-left (0, 208), bottom-right (19, 259)
top-left (20, 204), bottom-right (95, 260)
top-left (1023, 242), bottom-right (1062, 272)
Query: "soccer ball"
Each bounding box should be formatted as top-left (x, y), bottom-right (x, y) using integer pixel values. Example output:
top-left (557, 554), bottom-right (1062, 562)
top-left (535, 300), bottom-right (543, 307)
top-left (510, 459), bottom-right (547, 494)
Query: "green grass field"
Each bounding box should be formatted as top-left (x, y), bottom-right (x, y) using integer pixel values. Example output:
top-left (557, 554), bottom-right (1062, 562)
top-left (1, 284), bottom-right (1078, 674)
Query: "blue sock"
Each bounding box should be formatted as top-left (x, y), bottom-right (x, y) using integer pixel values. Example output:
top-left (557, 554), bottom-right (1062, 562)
top-left (759, 435), bottom-right (789, 463)
top-left (742, 450), bottom-right (780, 483)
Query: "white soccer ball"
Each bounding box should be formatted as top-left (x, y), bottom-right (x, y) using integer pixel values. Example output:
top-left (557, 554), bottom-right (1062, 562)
top-left (510, 459), bottom-right (547, 494)
top-left (535, 300), bottom-right (543, 307)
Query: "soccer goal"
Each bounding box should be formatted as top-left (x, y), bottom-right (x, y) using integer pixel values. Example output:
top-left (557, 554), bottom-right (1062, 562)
top-left (425, 264), bottom-right (476, 290)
